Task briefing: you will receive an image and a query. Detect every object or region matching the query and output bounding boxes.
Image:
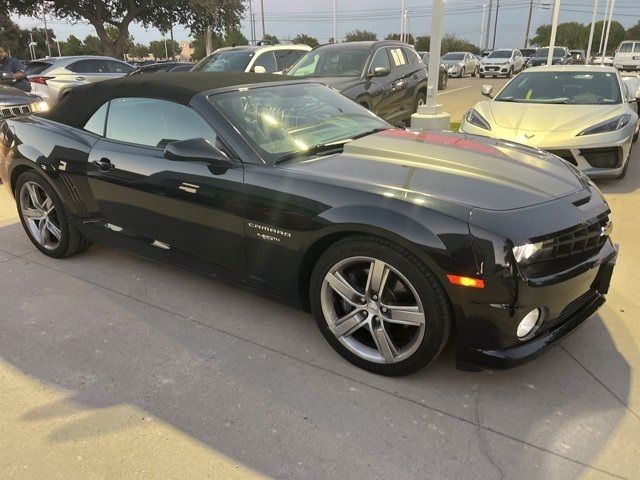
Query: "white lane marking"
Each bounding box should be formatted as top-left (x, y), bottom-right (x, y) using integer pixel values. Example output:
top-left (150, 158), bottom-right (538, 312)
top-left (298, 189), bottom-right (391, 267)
top-left (437, 85), bottom-right (472, 95)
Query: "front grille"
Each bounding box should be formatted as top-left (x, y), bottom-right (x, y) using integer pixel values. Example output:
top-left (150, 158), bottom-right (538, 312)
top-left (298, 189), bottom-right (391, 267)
top-left (547, 149), bottom-right (578, 165)
top-left (0, 104), bottom-right (31, 118)
top-left (521, 214), bottom-right (610, 277)
top-left (579, 147), bottom-right (622, 169)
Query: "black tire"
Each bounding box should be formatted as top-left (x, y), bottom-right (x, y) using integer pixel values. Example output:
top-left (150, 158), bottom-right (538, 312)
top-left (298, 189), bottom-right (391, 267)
top-left (459, 67), bottom-right (465, 78)
top-left (633, 128), bottom-right (638, 143)
top-left (15, 170), bottom-right (90, 259)
top-left (479, 73), bottom-right (485, 78)
top-left (472, 66), bottom-right (478, 77)
top-left (618, 154), bottom-right (630, 179)
top-left (438, 71), bottom-right (447, 90)
top-left (309, 236), bottom-right (452, 376)
top-left (507, 67), bottom-right (513, 78)
top-left (414, 91), bottom-right (426, 113)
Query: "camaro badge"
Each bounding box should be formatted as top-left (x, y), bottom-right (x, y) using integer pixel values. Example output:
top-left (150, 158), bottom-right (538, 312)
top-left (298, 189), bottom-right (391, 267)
top-left (524, 133), bottom-right (535, 139)
top-left (600, 220), bottom-right (613, 237)
top-left (248, 222), bottom-right (292, 242)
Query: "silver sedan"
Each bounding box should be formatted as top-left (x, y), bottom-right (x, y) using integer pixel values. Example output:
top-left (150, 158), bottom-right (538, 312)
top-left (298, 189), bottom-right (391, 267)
top-left (441, 52), bottom-right (479, 78)
top-left (460, 65), bottom-right (640, 179)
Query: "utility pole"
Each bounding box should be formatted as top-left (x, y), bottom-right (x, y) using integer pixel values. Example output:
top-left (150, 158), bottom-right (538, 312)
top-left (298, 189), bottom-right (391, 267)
top-left (56, 40), bottom-right (61, 57)
top-left (333, 0), bottom-right (337, 43)
top-left (598, 0), bottom-right (611, 55)
top-left (601, 0), bottom-right (616, 64)
top-left (249, 2), bottom-right (254, 44)
top-left (586, 0), bottom-right (600, 63)
top-left (400, 0), bottom-right (405, 42)
top-left (260, 0), bottom-right (266, 41)
top-left (524, 0), bottom-right (534, 48)
top-left (405, 10), bottom-right (410, 43)
top-left (547, 0), bottom-right (561, 65)
top-left (42, 8), bottom-right (52, 57)
top-left (205, 26), bottom-right (213, 55)
top-left (164, 38), bottom-right (168, 59)
top-left (29, 33), bottom-right (36, 60)
top-left (170, 27), bottom-right (175, 60)
top-left (492, 0), bottom-right (500, 49)
top-left (484, 0), bottom-right (493, 51)
top-left (480, 4), bottom-right (487, 49)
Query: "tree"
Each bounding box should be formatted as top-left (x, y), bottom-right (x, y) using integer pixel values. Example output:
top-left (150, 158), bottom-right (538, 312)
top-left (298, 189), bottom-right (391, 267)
top-left (344, 30), bottom-right (377, 42)
top-left (532, 20), bottom-right (625, 51)
top-left (83, 35), bottom-right (104, 55)
top-left (0, 14), bottom-right (24, 57)
top-left (415, 36), bottom-right (430, 52)
top-left (191, 34), bottom-right (208, 60)
top-left (262, 34), bottom-right (280, 45)
top-left (130, 43), bottom-right (151, 59)
top-left (60, 35), bottom-right (86, 56)
top-left (385, 33), bottom-right (415, 45)
top-left (222, 29), bottom-right (249, 47)
top-left (441, 34), bottom-right (478, 54)
top-left (627, 21), bottom-right (640, 40)
top-left (6, 0), bottom-right (245, 59)
top-left (292, 33), bottom-right (319, 48)
top-left (149, 39), bottom-right (181, 59)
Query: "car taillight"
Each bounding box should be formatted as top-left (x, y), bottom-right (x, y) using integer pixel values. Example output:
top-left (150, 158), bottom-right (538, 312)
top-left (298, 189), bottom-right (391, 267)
top-left (29, 76), bottom-right (53, 85)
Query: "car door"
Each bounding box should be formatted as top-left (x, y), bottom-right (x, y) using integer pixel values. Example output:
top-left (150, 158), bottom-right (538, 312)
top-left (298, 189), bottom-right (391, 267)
top-left (274, 49), bottom-right (307, 73)
top-left (248, 51), bottom-right (277, 73)
top-left (84, 97), bottom-right (246, 277)
top-left (365, 47), bottom-right (395, 119)
top-left (104, 59), bottom-right (134, 78)
top-left (387, 47), bottom-right (414, 120)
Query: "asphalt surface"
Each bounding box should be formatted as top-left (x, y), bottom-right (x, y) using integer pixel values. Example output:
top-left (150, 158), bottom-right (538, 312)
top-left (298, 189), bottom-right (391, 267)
top-left (438, 74), bottom-right (510, 122)
top-left (1, 93), bottom-right (639, 479)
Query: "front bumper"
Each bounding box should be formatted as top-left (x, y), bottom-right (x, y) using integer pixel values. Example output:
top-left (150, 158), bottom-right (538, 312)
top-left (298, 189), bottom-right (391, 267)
top-left (455, 240), bottom-right (617, 370)
top-left (480, 64), bottom-right (510, 75)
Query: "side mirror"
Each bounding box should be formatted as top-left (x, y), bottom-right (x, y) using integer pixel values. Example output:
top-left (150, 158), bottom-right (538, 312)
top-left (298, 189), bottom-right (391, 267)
top-left (252, 65), bottom-right (267, 74)
top-left (164, 138), bottom-right (233, 169)
top-left (369, 66), bottom-right (390, 78)
top-left (481, 84), bottom-right (494, 98)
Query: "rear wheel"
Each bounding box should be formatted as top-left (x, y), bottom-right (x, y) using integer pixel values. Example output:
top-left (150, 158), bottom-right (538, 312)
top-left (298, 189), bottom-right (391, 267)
top-left (15, 171), bottom-right (90, 258)
top-left (507, 67), bottom-right (513, 78)
top-left (459, 67), bottom-right (465, 78)
top-left (310, 236), bottom-right (451, 376)
top-left (472, 66), bottom-right (478, 77)
top-left (479, 73), bottom-right (485, 78)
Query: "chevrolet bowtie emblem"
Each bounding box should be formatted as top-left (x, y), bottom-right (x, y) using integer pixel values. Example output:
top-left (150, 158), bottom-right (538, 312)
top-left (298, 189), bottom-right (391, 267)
top-left (524, 133), bottom-right (535, 139)
top-left (600, 220), bottom-right (613, 237)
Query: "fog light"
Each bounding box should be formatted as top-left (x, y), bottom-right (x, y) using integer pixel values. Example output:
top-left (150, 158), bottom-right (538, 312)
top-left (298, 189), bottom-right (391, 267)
top-left (517, 308), bottom-right (541, 339)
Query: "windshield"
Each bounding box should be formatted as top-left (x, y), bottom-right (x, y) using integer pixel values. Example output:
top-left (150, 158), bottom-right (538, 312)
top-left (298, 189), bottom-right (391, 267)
top-left (192, 50), bottom-right (254, 72)
top-left (288, 47), bottom-right (369, 77)
top-left (534, 47), bottom-right (565, 58)
top-left (442, 53), bottom-right (464, 60)
top-left (210, 82), bottom-right (390, 163)
top-left (495, 71), bottom-right (622, 104)
top-left (487, 50), bottom-right (512, 58)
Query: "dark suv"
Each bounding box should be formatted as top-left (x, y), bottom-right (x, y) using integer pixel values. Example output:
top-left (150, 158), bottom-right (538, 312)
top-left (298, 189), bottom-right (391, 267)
top-left (287, 41), bottom-right (428, 126)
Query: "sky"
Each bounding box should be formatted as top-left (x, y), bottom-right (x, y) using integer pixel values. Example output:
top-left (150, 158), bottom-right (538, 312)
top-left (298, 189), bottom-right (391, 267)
top-left (11, 0), bottom-right (640, 51)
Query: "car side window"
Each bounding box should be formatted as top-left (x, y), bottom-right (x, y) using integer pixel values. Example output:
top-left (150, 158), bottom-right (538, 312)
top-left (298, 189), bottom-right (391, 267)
top-left (67, 59), bottom-right (109, 74)
top-left (402, 47), bottom-right (420, 65)
top-left (105, 60), bottom-right (133, 74)
top-left (105, 98), bottom-right (217, 149)
top-left (634, 43), bottom-right (640, 53)
top-left (369, 48), bottom-right (391, 72)
top-left (83, 101), bottom-right (109, 136)
top-left (253, 51), bottom-right (277, 72)
top-left (389, 48), bottom-right (407, 68)
top-left (274, 50), bottom-right (306, 71)
top-left (619, 43), bottom-right (632, 53)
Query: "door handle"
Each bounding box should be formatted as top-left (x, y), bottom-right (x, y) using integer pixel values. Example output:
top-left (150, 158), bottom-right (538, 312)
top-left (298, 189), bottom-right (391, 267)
top-left (75, 76), bottom-right (86, 81)
top-left (94, 158), bottom-right (115, 172)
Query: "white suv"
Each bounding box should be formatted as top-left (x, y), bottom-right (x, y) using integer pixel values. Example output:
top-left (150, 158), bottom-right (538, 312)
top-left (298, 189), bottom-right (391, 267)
top-left (192, 43), bottom-right (312, 74)
top-left (614, 41), bottom-right (640, 72)
top-left (479, 49), bottom-right (525, 78)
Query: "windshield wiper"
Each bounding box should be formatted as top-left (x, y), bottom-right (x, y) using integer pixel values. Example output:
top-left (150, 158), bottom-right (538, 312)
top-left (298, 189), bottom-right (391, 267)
top-left (274, 127), bottom-right (388, 164)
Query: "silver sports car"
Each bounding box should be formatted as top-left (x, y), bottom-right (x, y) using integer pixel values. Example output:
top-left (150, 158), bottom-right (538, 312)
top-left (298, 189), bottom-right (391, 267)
top-left (460, 65), bottom-right (640, 178)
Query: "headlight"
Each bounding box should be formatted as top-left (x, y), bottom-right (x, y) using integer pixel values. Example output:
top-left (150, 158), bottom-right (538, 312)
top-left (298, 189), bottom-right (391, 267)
top-left (464, 108), bottom-right (491, 130)
top-left (29, 100), bottom-right (49, 113)
top-left (577, 114), bottom-right (631, 136)
top-left (512, 242), bottom-right (543, 263)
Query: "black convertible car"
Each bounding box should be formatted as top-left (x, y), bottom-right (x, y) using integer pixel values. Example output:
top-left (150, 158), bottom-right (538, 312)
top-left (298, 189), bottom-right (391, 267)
top-left (0, 73), bottom-right (617, 375)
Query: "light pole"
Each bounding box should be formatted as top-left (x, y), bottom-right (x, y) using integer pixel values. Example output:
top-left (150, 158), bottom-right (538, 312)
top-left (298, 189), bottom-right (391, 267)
top-left (260, 0), bottom-right (266, 41)
top-left (547, 0), bottom-right (561, 65)
top-left (601, 0), bottom-right (616, 64)
top-left (411, 0), bottom-right (451, 130)
top-left (333, 0), bottom-right (337, 43)
top-left (249, 1), bottom-right (254, 44)
top-left (484, 0), bottom-right (493, 51)
top-left (400, 0), bottom-right (405, 42)
top-left (480, 4), bottom-right (488, 49)
top-left (524, 0), bottom-right (534, 48)
top-left (492, 0), bottom-right (500, 49)
top-left (585, 0), bottom-right (600, 63)
top-left (598, 0), bottom-right (611, 56)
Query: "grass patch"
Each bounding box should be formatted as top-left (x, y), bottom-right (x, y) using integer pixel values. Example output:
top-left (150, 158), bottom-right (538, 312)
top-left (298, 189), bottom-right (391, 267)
top-left (450, 122), bottom-right (461, 131)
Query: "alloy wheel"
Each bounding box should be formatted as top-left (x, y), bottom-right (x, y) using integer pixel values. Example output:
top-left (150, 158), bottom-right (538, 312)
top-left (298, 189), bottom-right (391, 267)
top-left (19, 181), bottom-right (62, 251)
top-left (320, 256), bottom-right (426, 364)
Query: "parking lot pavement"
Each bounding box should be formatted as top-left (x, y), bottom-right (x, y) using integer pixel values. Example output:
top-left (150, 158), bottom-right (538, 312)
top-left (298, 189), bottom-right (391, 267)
top-left (437, 75), bottom-right (510, 123)
top-left (1, 147), bottom-right (639, 479)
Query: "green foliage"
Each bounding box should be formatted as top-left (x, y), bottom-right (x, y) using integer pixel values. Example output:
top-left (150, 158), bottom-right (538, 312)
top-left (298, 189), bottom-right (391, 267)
top-left (415, 36), bottom-right (430, 52)
top-left (222, 29), bottom-right (249, 47)
top-left (0, 16), bottom-right (57, 59)
top-left (5, 0), bottom-right (245, 58)
top-left (262, 34), bottom-right (280, 45)
top-left (385, 33), bottom-right (415, 45)
top-left (60, 35), bottom-right (85, 56)
top-left (344, 30), bottom-right (378, 42)
top-left (532, 20), bottom-right (626, 51)
top-left (130, 43), bottom-right (151, 59)
top-left (441, 34), bottom-right (479, 54)
top-left (626, 21), bottom-right (640, 40)
top-left (149, 39), bottom-right (181, 59)
top-left (292, 34), bottom-right (319, 48)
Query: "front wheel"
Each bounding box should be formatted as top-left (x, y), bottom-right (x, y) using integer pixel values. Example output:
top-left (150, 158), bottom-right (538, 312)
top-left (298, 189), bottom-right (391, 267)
top-left (459, 67), bottom-right (465, 78)
top-left (15, 170), bottom-right (90, 258)
top-left (310, 236), bottom-right (452, 376)
top-left (439, 71), bottom-right (448, 90)
top-left (472, 66), bottom-right (478, 77)
top-left (507, 67), bottom-right (513, 78)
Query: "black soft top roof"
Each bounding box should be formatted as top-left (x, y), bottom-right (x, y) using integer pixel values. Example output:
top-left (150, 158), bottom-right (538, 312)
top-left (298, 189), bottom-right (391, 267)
top-left (45, 72), bottom-right (287, 128)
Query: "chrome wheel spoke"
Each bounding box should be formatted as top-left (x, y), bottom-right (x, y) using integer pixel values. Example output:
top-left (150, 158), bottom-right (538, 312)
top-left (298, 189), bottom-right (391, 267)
top-left (22, 206), bottom-right (42, 219)
top-left (325, 271), bottom-right (362, 306)
top-left (366, 259), bottom-right (389, 297)
top-left (42, 196), bottom-right (54, 214)
top-left (371, 322), bottom-right (398, 363)
top-left (38, 219), bottom-right (49, 245)
top-left (45, 219), bottom-right (61, 240)
top-left (25, 182), bottom-right (43, 210)
top-left (333, 309), bottom-right (366, 338)
top-left (382, 305), bottom-right (425, 326)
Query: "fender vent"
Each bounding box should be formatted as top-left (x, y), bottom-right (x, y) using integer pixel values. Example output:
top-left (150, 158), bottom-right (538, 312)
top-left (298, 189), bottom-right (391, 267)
top-left (59, 173), bottom-right (89, 217)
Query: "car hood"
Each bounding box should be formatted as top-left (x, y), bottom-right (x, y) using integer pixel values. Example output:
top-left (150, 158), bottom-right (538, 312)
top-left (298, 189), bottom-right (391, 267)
top-left (442, 60), bottom-right (464, 66)
top-left (281, 129), bottom-right (583, 211)
top-left (0, 84), bottom-right (32, 105)
top-left (482, 101), bottom-right (625, 132)
top-left (311, 76), bottom-right (364, 93)
top-left (483, 58), bottom-right (510, 64)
